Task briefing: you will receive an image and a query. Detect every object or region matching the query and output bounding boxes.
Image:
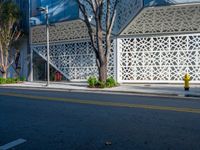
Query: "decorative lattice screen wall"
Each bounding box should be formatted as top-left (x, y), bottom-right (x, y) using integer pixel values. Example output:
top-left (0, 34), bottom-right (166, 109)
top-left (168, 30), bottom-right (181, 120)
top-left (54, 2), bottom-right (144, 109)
top-left (31, 19), bottom-right (116, 81)
top-left (32, 40), bottom-right (115, 80)
top-left (118, 34), bottom-right (200, 83)
top-left (31, 20), bottom-right (91, 44)
top-left (121, 4), bottom-right (200, 36)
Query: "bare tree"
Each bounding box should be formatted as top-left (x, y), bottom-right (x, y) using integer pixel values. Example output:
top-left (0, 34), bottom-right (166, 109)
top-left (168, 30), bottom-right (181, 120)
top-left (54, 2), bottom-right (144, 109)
top-left (76, 0), bottom-right (118, 82)
top-left (0, 0), bottom-right (22, 78)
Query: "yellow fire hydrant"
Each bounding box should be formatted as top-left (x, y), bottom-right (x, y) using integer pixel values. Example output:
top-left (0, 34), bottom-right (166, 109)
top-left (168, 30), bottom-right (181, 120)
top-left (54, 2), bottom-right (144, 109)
top-left (183, 73), bottom-right (191, 91)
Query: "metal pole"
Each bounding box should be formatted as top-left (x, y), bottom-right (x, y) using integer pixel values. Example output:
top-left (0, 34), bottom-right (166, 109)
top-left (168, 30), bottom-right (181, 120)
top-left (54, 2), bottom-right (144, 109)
top-left (46, 7), bottom-right (50, 86)
top-left (29, 0), bottom-right (33, 82)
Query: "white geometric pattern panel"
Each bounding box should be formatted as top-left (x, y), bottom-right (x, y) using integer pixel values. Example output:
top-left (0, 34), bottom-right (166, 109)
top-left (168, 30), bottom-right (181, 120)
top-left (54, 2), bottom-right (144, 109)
top-left (121, 4), bottom-right (200, 35)
top-left (32, 41), bottom-right (115, 80)
top-left (119, 34), bottom-right (200, 82)
top-left (31, 20), bottom-right (91, 44)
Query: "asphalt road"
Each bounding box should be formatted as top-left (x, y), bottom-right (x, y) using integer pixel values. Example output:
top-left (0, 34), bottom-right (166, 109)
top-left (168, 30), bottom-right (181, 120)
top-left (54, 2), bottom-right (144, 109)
top-left (0, 87), bottom-right (200, 150)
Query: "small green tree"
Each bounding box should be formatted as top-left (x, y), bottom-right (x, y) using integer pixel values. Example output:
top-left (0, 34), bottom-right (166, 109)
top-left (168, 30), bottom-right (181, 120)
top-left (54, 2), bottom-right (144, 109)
top-left (0, 0), bottom-right (21, 78)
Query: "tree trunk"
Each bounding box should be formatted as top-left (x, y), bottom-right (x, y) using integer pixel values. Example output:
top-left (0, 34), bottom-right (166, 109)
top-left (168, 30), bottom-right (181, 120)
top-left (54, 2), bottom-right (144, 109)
top-left (98, 63), bottom-right (107, 82)
top-left (2, 72), bottom-right (7, 79)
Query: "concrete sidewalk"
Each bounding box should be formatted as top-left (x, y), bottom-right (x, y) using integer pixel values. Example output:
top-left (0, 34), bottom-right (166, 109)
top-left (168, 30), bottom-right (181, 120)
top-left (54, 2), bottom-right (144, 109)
top-left (0, 81), bottom-right (200, 98)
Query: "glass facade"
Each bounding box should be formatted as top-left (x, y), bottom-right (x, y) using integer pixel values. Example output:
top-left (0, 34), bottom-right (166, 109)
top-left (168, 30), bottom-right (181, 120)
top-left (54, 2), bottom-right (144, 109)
top-left (13, 0), bottom-right (29, 31)
top-left (29, 0), bottom-right (200, 25)
top-left (30, 0), bottom-right (79, 26)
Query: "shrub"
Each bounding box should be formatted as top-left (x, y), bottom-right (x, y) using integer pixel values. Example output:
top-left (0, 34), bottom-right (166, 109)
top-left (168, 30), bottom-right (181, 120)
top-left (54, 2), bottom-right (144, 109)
top-left (0, 77), bottom-right (23, 84)
top-left (15, 77), bottom-right (20, 82)
top-left (6, 78), bottom-right (11, 84)
top-left (87, 76), bottom-right (98, 88)
top-left (87, 76), bottom-right (118, 88)
top-left (106, 77), bottom-right (117, 88)
top-left (6, 78), bottom-right (13, 84)
top-left (97, 81), bottom-right (106, 88)
top-left (20, 76), bottom-right (26, 81)
top-left (6, 78), bottom-right (18, 84)
top-left (0, 78), bottom-right (6, 84)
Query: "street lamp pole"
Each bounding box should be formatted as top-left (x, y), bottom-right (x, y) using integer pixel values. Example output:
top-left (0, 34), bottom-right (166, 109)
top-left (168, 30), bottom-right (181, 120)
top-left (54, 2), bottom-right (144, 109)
top-left (45, 7), bottom-right (50, 86)
top-left (37, 6), bottom-right (50, 86)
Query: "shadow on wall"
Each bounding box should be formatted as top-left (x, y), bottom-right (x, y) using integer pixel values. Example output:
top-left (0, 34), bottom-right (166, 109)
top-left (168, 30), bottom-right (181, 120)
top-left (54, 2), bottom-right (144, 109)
top-left (144, 0), bottom-right (200, 6)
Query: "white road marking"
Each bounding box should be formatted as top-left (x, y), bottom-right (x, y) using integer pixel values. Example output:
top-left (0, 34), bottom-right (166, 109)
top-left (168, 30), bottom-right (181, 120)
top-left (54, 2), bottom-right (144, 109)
top-left (0, 139), bottom-right (26, 150)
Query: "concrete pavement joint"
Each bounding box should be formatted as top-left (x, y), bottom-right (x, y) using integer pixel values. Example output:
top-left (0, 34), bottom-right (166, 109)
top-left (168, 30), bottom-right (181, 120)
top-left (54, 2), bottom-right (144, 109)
top-left (1, 92), bottom-right (200, 114)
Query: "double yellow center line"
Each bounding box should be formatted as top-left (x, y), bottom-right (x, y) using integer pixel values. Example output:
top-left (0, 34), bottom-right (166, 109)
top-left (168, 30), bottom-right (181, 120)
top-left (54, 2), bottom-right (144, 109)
top-left (1, 92), bottom-right (200, 114)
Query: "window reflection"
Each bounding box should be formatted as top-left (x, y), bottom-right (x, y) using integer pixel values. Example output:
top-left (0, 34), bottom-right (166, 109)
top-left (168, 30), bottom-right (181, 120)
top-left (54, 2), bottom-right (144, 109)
top-left (30, 0), bottom-right (79, 26)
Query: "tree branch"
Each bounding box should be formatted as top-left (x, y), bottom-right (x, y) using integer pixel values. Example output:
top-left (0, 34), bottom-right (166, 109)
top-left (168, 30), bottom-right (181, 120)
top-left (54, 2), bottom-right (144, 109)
top-left (77, 0), bottom-right (98, 57)
top-left (105, 0), bottom-right (118, 57)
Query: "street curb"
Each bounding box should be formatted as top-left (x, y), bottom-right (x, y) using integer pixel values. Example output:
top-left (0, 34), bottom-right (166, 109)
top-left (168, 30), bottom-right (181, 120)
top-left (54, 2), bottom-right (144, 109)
top-left (0, 84), bottom-right (200, 99)
top-left (185, 94), bottom-right (200, 98)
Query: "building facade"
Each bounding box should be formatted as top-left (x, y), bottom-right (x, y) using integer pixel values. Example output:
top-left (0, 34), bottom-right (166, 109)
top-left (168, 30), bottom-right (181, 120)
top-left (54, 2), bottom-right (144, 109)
top-left (30, 0), bottom-right (200, 83)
